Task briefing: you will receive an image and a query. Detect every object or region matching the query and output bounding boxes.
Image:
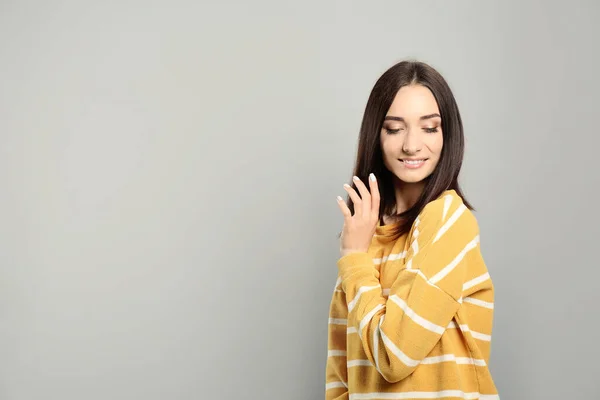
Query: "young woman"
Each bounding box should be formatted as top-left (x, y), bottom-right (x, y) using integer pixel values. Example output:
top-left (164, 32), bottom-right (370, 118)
top-left (325, 60), bottom-right (499, 399)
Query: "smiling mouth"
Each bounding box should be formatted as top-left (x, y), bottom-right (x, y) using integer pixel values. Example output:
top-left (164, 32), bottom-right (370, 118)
top-left (398, 158), bottom-right (428, 165)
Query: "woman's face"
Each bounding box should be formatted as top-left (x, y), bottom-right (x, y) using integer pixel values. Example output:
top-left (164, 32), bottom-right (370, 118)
top-left (380, 84), bottom-right (444, 185)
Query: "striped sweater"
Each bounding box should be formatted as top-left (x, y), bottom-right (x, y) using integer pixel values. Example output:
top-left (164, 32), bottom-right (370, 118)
top-left (325, 190), bottom-right (498, 400)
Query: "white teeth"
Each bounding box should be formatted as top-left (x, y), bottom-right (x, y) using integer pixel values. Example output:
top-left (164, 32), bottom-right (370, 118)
top-left (403, 159), bottom-right (425, 164)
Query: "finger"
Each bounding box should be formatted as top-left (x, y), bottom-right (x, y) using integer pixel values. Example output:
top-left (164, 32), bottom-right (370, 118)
top-left (343, 183), bottom-right (362, 217)
top-left (352, 176), bottom-right (371, 217)
top-left (336, 196), bottom-right (352, 219)
top-left (368, 173), bottom-right (380, 220)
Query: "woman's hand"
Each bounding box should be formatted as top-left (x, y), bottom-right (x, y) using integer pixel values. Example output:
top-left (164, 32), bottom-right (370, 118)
top-left (336, 173), bottom-right (380, 258)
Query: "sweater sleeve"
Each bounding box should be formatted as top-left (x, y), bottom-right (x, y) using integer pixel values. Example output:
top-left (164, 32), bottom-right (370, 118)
top-left (325, 277), bottom-right (349, 399)
top-left (337, 198), bottom-right (480, 383)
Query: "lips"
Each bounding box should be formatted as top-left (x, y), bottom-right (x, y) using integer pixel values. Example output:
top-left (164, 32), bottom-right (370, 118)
top-left (398, 158), bottom-right (428, 169)
top-left (399, 158), bottom-right (427, 164)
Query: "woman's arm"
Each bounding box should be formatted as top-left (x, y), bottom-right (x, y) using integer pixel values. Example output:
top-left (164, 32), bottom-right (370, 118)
top-left (338, 197), bottom-right (479, 383)
top-left (325, 278), bottom-right (349, 400)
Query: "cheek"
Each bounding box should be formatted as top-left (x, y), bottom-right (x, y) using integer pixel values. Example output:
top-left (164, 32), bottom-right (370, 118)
top-left (380, 138), bottom-right (398, 169)
top-left (381, 133), bottom-right (403, 150)
top-left (430, 134), bottom-right (444, 156)
top-left (380, 136), bottom-right (393, 158)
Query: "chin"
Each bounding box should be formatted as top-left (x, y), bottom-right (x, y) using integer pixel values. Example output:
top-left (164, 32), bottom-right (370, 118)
top-left (393, 170), bottom-right (434, 184)
top-left (398, 176), bottom-right (427, 184)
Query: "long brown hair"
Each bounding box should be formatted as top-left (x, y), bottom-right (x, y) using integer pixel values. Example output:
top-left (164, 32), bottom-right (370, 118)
top-left (345, 59), bottom-right (473, 240)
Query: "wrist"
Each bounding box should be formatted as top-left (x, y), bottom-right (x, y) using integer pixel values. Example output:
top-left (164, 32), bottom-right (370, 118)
top-left (337, 251), bottom-right (376, 285)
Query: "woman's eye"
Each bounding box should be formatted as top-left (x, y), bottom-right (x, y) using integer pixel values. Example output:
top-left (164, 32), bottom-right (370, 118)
top-left (385, 127), bottom-right (438, 134)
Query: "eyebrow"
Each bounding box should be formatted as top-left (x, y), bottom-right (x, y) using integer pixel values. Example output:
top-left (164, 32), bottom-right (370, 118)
top-left (384, 113), bottom-right (441, 122)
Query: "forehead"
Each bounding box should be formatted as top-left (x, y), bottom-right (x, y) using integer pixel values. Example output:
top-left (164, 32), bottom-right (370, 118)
top-left (386, 84), bottom-right (440, 118)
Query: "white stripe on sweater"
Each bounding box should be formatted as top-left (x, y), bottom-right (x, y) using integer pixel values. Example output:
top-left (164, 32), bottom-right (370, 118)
top-left (348, 354), bottom-right (486, 368)
top-left (334, 276), bottom-right (342, 290)
top-left (433, 204), bottom-right (467, 244)
top-left (389, 294), bottom-right (445, 334)
top-left (350, 391), bottom-right (499, 399)
top-left (348, 359), bottom-right (373, 368)
top-left (442, 194), bottom-right (453, 221)
top-left (429, 235), bottom-right (480, 284)
top-left (379, 320), bottom-right (420, 368)
top-left (458, 324), bottom-right (492, 341)
top-left (374, 251), bottom-right (407, 265)
top-left (464, 296), bottom-right (494, 309)
top-left (421, 354), bottom-right (487, 366)
top-left (326, 381), bottom-right (347, 390)
top-left (358, 304), bottom-right (384, 339)
top-left (447, 321), bottom-right (491, 341)
top-left (411, 234), bottom-right (419, 255)
top-left (373, 317), bottom-right (384, 374)
top-left (405, 267), bottom-right (445, 289)
top-left (463, 272), bottom-right (490, 291)
top-left (348, 285), bottom-right (380, 312)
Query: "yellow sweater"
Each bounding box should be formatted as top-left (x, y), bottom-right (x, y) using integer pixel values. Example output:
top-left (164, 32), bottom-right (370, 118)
top-left (325, 190), bottom-right (499, 400)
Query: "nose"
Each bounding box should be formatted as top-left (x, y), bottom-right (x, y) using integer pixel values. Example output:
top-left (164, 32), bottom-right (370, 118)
top-left (402, 129), bottom-right (422, 154)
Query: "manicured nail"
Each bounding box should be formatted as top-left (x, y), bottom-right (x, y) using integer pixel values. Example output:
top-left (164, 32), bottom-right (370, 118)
top-left (343, 183), bottom-right (351, 189)
top-left (369, 173), bottom-right (376, 181)
top-left (337, 196), bottom-right (343, 202)
top-left (353, 176), bottom-right (359, 181)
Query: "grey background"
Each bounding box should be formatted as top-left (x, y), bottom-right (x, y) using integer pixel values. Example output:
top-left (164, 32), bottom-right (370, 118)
top-left (1, 1), bottom-right (599, 399)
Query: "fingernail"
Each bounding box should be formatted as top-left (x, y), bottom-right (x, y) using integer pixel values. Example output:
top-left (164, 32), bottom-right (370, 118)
top-left (343, 183), bottom-right (351, 189)
top-left (369, 173), bottom-right (376, 181)
top-left (337, 196), bottom-right (343, 201)
top-left (353, 176), bottom-right (359, 181)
